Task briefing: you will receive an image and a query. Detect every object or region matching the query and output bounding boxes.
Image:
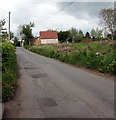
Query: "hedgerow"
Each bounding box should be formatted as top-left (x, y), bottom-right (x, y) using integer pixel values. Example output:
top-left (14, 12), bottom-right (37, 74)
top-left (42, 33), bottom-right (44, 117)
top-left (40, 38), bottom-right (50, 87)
top-left (2, 42), bottom-right (17, 102)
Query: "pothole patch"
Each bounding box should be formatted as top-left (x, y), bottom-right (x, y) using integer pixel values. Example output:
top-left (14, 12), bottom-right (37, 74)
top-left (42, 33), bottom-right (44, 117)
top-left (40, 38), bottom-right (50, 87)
top-left (24, 67), bottom-right (40, 70)
top-left (31, 73), bottom-right (48, 78)
top-left (37, 98), bottom-right (57, 107)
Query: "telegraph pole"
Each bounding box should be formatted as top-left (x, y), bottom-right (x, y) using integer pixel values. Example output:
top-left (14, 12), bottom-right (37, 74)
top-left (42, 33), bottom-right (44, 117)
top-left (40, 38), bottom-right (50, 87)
top-left (8, 11), bottom-right (11, 42)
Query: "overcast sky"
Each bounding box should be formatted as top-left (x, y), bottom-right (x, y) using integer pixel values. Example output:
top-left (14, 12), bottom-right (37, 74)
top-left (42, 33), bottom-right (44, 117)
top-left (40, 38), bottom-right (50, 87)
top-left (0, 0), bottom-right (114, 36)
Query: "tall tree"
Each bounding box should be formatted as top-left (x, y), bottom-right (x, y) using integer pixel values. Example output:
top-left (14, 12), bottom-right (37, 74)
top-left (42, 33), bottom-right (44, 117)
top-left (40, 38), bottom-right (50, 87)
top-left (90, 28), bottom-right (103, 40)
top-left (10, 32), bottom-right (14, 39)
top-left (85, 32), bottom-right (91, 39)
top-left (20, 22), bottom-right (35, 45)
top-left (14, 36), bottom-right (20, 46)
top-left (95, 28), bottom-right (103, 39)
top-left (0, 19), bottom-right (7, 42)
top-left (76, 29), bottom-right (84, 42)
top-left (58, 31), bottom-right (70, 43)
top-left (78, 30), bottom-right (84, 38)
top-left (91, 29), bottom-right (96, 39)
top-left (99, 8), bottom-right (116, 40)
top-left (68, 27), bottom-right (78, 42)
top-left (2, 31), bottom-right (8, 40)
top-left (0, 19), bottom-right (6, 32)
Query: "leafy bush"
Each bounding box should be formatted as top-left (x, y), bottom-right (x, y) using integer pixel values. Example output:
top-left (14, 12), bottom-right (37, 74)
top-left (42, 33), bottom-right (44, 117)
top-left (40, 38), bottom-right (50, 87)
top-left (2, 42), bottom-right (17, 102)
top-left (2, 83), bottom-right (13, 101)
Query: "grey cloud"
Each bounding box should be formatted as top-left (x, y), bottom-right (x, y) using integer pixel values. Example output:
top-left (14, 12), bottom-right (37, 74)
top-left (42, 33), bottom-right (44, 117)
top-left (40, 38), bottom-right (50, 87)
top-left (57, 2), bottom-right (114, 19)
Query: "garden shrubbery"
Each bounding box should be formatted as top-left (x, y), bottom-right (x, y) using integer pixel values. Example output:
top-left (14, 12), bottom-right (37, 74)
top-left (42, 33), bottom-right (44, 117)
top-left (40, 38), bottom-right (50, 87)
top-left (2, 42), bottom-right (17, 102)
top-left (26, 43), bottom-right (116, 76)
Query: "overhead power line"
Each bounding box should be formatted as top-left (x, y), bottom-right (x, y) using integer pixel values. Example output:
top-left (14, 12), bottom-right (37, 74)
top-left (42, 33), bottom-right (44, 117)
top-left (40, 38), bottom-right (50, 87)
top-left (55, 2), bottom-right (74, 15)
top-left (39, 1), bottom-right (74, 24)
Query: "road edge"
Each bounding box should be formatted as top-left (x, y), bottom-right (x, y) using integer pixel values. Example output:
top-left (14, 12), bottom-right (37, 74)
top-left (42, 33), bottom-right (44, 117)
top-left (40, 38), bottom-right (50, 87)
top-left (0, 103), bottom-right (5, 120)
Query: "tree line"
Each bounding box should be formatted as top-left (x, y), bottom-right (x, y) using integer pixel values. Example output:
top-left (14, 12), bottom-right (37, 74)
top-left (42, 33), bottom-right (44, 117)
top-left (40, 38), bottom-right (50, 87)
top-left (58, 28), bottom-right (103, 43)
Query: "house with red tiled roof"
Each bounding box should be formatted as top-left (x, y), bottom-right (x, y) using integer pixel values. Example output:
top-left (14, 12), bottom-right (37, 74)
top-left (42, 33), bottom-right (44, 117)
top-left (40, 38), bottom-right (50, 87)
top-left (35, 31), bottom-right (58, 45)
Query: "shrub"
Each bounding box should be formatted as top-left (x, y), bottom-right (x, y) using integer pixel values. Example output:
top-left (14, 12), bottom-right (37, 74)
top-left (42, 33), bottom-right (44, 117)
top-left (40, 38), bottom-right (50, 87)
top-left (2, 42), bottom-right (17, 102)
top-left (2, 84), bottom-right (13, 101)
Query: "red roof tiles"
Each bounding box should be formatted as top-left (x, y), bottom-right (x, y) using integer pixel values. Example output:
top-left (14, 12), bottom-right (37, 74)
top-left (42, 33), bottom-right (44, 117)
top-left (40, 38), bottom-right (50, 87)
top-left (40, 31), bottom-right (58, 39)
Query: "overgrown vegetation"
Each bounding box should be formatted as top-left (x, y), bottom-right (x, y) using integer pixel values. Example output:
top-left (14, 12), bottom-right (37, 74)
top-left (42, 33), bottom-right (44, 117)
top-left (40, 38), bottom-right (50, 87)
top-left (2, 42), bottom-right (17, 102)
top-left (25, 42), bottom-right (116, 76)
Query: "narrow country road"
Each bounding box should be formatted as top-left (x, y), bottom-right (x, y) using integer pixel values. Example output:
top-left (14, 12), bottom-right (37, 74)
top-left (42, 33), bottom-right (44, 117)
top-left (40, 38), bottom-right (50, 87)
top-left (4, 47), bottom-right (114, 118)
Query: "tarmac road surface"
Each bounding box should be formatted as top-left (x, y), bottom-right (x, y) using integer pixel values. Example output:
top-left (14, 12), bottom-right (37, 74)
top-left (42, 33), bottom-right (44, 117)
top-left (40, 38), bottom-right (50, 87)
top-left (3, 47), bottom-right (114, 118)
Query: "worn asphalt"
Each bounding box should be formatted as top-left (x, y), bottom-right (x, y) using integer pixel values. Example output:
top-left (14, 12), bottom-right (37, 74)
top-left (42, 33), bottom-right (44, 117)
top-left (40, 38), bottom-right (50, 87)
top-left (3, 47), bottom-right (114, 118)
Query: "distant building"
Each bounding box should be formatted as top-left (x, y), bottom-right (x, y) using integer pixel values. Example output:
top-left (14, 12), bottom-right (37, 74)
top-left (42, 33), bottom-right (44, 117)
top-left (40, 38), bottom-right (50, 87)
top-left (35, 31), bottom-right (58, 45)
top-left (34, 36), bottom-right (41, 45)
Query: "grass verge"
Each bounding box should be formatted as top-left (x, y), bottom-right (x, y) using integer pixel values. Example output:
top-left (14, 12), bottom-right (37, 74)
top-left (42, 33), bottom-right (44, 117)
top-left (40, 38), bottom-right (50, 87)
top-left (25, 42), bottom-right (116, 76)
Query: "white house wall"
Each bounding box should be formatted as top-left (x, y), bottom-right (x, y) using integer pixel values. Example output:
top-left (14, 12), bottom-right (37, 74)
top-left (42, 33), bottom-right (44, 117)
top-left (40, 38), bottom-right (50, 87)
top-left (41, 39), bottom-right (58, 44)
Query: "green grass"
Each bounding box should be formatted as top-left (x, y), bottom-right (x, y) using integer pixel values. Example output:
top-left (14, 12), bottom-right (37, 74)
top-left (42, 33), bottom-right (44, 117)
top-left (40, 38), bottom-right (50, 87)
top-left (25, 42), bottom-right (116, 76)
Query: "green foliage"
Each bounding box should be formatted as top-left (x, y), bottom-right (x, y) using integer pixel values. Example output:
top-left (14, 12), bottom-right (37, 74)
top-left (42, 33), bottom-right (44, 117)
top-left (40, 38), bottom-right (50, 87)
top-left (2, 84), bottom-right (13, 101)
top-left (68, 27), bottom-right (79, 42)
top-left (0, 19), bottom-right (14, 42)
top-left (1, 32), bottom-right (8, 40)
top-left (90, 28), bottom-right (103, 41)
top-left (78, 30), bottom-right (84, 37)
top-left (26, 43), bottom-right (116, 76)
top-left (20, 22), bottom-right (35, 45)
top-left (0, 19), bottom-right (7, 42)
top-left (69, 28), bottom-right (82, 42)
top-left (2, 42), bottom-right (17, 102)
top-left (85, 32), bottom-right (91, 39)
top-left (0, 19), bottom-right (6, 32)
top-left (10, 32), bottom-right (14, 40)
top-left (28, 46), bottom-right (58, 58)
top-left (58, 31), bottom-right (71, 43)
top-left (58, 28), bottom-right (104, 43)
top-left (14, 37), bottom-right (20, 46)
